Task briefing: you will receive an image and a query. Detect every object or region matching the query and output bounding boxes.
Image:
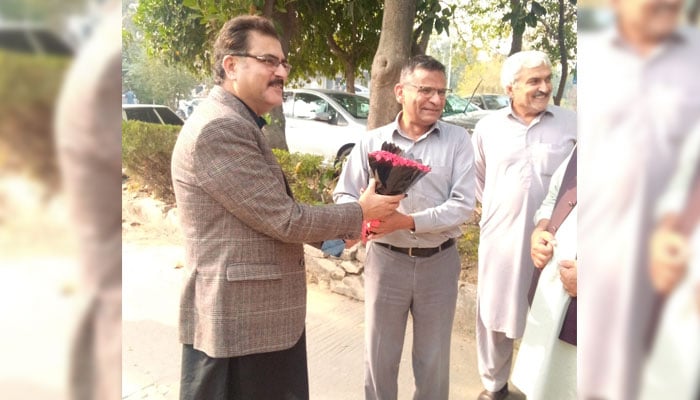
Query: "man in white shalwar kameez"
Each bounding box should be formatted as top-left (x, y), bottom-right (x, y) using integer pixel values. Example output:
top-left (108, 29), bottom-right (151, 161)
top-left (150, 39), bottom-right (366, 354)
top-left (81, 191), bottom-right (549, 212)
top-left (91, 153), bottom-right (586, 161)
top-left (639, 123), bottom-right (700, 400)
top-left (577, 0), bottom-right (700, 398)
top-left (471, 51), bottom-right (576, 400)
top-left (511, 147), bottom-right (577, 400)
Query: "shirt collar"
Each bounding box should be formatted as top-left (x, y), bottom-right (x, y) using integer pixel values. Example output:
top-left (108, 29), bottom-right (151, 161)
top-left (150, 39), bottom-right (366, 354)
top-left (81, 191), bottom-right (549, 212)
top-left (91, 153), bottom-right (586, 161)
top-left (231, 94), bottom-right (267, 128)
top-left (506, 104), bottom-right (554, 124)
top-left (390, 111), bottom-right (441, 141)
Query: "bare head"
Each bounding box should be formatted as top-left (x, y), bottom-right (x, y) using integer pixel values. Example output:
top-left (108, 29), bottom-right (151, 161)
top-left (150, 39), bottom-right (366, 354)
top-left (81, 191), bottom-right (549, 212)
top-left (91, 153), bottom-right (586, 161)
top-left (213, 16), bottom-right (290, 115)
top-left (501, 51), bottom-right (553, 121)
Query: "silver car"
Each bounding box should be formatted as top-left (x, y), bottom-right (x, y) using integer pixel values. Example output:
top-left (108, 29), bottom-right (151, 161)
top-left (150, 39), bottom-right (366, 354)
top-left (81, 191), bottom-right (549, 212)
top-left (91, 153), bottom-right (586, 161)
top-left (283, 88), bottom-right (369, 163)
top-left (440, 94), bottom-right (492, 134)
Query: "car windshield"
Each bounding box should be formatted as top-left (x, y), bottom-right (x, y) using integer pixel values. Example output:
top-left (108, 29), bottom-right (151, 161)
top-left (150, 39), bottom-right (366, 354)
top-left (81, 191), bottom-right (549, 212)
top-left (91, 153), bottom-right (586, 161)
top-left (483, 95), bottom-right (509, 110)
top-left (157, 108), bottom-right (185, 125)
top-left (444, 95), bottom-right (482, 115)
top-left (326, 92), bottom-right (369, 119)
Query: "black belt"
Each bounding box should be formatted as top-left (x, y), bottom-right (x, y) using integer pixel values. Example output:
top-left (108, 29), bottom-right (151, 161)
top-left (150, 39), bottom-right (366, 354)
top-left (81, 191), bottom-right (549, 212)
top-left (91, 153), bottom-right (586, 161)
top-left (375, 238), bottom-right (455, 258)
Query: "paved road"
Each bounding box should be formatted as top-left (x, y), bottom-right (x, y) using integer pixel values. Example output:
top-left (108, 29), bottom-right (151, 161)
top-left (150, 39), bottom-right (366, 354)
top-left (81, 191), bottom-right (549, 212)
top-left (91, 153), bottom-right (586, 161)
top-left (123, 243), bottom-right (525, 400)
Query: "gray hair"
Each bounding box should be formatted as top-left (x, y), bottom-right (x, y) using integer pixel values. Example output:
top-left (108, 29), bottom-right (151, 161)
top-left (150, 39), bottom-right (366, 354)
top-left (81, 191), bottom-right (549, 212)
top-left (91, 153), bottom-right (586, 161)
top-left (500, 50), bottom-right (552, 90)
top-left (400, 55), bottom-right (446, 82)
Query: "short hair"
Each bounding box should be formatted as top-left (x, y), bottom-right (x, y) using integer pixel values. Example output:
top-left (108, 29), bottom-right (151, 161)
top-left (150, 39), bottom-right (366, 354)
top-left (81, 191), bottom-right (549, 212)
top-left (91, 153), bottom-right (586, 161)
top-left (399, 55), bottom-right (446, 82)
top-left (500, 50), bottom-right (552, 90)
top-left (212, 15), bottom-right (280, 85)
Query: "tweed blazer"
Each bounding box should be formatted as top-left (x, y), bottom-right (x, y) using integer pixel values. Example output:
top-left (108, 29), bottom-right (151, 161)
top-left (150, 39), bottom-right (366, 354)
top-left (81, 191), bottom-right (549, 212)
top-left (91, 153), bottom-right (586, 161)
top-left (171, 86), bottom-right (363, 358)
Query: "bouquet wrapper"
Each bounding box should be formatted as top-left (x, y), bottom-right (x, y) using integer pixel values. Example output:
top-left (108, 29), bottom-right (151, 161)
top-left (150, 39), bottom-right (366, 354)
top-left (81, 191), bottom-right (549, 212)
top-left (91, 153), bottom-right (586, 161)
top-left (361, 142), bottom-right (431, 243)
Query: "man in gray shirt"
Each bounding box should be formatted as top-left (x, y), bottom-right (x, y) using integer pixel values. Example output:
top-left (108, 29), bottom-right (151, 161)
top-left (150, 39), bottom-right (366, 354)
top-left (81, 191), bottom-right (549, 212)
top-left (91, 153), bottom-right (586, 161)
top-left (471, 50), bottom-right (576, 400)
top-left (334, 55), bottom-right (476, 400)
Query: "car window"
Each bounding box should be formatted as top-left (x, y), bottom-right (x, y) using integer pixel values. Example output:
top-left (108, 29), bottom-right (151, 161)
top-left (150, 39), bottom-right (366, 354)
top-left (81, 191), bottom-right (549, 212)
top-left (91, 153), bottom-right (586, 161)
top-left (283, 92), bottom-right (295, 117)
top-left (444, 95), bottom-right (469, 115)
top-left (292, 93), bottom-right (328, 119)
top-left (468, 97), bottom-right (484, 109)
top-left (0, 28), bottom-right (72, 55)
top-left (465, 102), bottom-right (481, 113)
top-left (326, 92), bottom-right (369, 119)
top-left (156, 108), bottom-right (185, 126)
top-left (124, 107), bottom-right (162, 124)
top-left (484, 95), bottom-right (509, 110)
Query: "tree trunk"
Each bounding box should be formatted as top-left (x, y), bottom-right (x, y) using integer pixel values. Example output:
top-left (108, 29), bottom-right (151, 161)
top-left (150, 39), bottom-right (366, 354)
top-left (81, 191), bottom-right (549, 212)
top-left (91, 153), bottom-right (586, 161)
top-left (411, 24), bottom-right (431, 56)
top-left (553, 0), bottom-right (567, 106)
top-left (508, 0), bottom-right (524, 55)
top-left (368, 0), bottom-right (417, 130)
top-left (327, 34), bottom-right (357, 94)
top-left (263, 107), bottom-right (288, 151)
top-left (688, 0), bottom-right (699, 25)
top-left (262, 0), bottom-right (298, 150)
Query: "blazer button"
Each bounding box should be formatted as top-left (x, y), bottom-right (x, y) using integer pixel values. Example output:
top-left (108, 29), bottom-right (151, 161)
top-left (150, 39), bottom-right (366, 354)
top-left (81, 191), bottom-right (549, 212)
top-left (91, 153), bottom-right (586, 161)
top-left (568, 201), bottom-right (576, 207)
top-left (299, 259), bottom-right (305, 266)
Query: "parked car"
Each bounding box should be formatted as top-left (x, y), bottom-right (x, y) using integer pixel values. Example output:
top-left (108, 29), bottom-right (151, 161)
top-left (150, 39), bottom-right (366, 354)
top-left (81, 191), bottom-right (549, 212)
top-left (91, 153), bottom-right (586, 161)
top-left (283, 88), bottom-right (369, 162)
top-left (122, 104), bottom-right (184, 126)
top-left (176, 97), bottom-right (205, 120)
top-left (441, 94), bottom-right (492, 134)
top-left (0, 22), bottom-right (73, 55)
top-left (465, 93), bottom-right (509, 111)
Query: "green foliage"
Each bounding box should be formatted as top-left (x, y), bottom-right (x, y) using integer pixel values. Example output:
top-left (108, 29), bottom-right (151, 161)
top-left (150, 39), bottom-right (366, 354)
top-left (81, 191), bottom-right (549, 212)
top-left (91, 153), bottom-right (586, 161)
top-left (124, 0), bottom-right (206, 108)
top-left (272, 149), bottom-right (339, 205)
top-left (0, 0), bottom-right (85, 24)
top-left (293, 0), bottom-right (382, 86)
top-left (455, 50), bottom-right (506, 96)
top-left (133, 0), bottom-right (212, 72)
top-left (131, 0), bottom-right (457, 92)
top-left (457, 223), bottom-right (480, 269)
top-left (525, 0), bottom-right (577, 78)
top-left (0, 49), bottom-right (70, 190)
top-left (121, 120), bottom-right (181, 203)
top-left (123, 48), bottom-right (200, 109)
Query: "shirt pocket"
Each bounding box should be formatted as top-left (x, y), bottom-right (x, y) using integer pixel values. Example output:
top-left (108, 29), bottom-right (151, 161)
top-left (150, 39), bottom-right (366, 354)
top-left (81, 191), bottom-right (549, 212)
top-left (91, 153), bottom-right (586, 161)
top-left (226, 263), bottom-right (284, 281)
top-left (408, 165), bottom-right (451, 207)
top-left (530, 142), bottom-right (572, 177)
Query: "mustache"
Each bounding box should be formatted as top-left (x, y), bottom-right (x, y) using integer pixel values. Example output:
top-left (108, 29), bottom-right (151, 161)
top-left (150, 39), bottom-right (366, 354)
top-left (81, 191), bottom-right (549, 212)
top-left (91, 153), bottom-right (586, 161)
top-left (535, 90), bottom-right (550, 97)
top-left (268, 78), bottom-right (284, 87)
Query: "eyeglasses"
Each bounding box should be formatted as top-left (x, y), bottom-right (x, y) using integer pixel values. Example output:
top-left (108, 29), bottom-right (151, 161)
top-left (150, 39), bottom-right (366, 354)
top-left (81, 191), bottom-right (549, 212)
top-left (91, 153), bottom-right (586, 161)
top-left (403, 83), bottom-right (451, 98)
top-left (231, 53), bottom-right (292, 73)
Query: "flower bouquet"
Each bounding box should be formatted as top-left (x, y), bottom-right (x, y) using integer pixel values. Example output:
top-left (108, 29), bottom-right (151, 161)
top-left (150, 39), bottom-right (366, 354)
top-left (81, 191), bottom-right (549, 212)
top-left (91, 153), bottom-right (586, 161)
top-left (362, 141), bottom-right (431, 242)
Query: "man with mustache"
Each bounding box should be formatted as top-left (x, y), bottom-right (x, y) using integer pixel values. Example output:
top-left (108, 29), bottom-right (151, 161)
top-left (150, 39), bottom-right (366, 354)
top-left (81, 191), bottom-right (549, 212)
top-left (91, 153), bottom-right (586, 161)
top-left (577, 0), bottom-right (700, 397)
top-left (171, 15), bottom-right (403, 399)
top-left (471, 50), bottom-right (576, 400)
top-left (334, 55), bottom-right (476, 400)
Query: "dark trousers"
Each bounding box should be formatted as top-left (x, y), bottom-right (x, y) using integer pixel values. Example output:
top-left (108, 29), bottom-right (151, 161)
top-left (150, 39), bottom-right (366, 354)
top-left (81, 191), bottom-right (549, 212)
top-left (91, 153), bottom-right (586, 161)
top-left (179, 332), bottom-right (309, 400)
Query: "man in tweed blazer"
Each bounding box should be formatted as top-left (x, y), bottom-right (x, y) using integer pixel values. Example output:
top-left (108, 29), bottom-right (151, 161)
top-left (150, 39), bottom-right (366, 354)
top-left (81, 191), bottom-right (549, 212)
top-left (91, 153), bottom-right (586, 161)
top-left (171, 15), bottom-right (402, 400)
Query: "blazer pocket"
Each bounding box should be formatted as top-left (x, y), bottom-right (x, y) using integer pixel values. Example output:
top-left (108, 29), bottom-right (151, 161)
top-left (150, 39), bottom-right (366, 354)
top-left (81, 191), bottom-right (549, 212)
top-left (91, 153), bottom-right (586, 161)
top-left (226, 263), bottom-right (284, 281)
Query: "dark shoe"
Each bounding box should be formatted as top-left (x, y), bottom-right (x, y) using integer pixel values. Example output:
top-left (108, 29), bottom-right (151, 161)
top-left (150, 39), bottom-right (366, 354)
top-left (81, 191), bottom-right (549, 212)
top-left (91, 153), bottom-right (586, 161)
top-left (477, 384), bottom-right (509, 400)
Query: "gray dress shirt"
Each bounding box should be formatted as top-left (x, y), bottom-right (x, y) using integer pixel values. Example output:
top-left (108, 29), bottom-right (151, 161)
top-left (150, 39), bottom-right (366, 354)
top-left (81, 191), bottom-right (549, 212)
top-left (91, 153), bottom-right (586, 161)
top-left (334, 113), bottom-right (476, 248)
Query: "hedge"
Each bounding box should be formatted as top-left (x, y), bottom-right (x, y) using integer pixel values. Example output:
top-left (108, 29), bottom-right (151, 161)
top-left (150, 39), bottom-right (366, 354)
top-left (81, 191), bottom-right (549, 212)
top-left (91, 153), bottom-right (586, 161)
top-left (120, 122), bottom-right (479, 270)
top-left (0, 49), bottom-right (71, 190)
top-left (121, 120), bottom-right (181, 204)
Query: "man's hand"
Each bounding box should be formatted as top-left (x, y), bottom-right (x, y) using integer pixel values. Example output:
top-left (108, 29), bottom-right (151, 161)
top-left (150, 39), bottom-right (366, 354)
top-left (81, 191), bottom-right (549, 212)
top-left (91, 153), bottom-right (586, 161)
top-left (358, 178), bottom-right (403, 220)
top-left (365, 211), bottom-right (414, 240)
top-left (531, 224), bottom-right (556, 269)
top-left (559, 259), bottom-right (577, 297)
top-left (649, 225), bottom-right (689, 295)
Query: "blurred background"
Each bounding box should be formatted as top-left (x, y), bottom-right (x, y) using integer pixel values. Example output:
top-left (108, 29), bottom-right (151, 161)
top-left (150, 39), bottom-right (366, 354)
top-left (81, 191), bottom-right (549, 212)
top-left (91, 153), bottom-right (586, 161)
top-left (0, 0), bottom-right (120, 399)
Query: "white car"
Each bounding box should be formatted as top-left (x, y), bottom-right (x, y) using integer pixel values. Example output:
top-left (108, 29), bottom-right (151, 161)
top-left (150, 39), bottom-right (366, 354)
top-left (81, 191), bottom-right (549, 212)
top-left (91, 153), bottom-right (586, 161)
top-left (283, 88), bottom-right (369, 163)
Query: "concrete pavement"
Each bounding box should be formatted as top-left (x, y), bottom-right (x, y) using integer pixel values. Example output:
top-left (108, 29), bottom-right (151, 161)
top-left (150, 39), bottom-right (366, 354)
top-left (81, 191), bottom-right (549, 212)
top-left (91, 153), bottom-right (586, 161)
top-left (122, 242), bottom-right (524, 400)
